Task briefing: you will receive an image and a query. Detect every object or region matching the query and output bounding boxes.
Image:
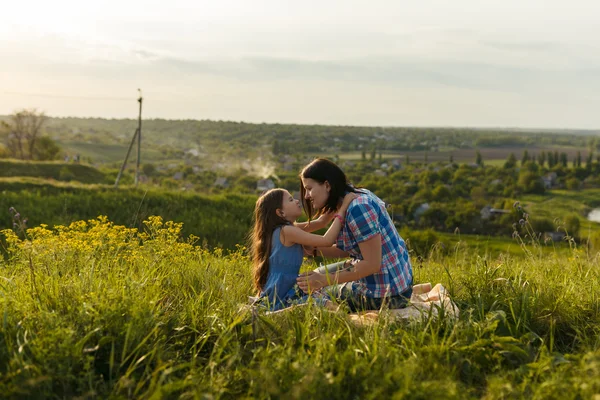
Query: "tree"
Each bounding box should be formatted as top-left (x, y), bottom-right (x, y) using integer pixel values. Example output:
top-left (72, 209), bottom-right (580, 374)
top-left (547, 151), bottom-right (555, 167)
top-left (475, 150), bottom-right (483, 166)
top-left (518, 171), bottom-right (545, 194)
top-left (143, 163), bottom-right (157, 177)
top-left (537, 152), bottom-right (546, 167)
top-left (0, 108), bottom-right (58, 160)
top-left (272, 139), bottom-right (281, 155)
top-left (560, 152), bottom-right (568, 167)
top-left (587, 152), bottom-right (594, 172)
top-left (504, 153), bottom-right (517, 169)
top-left (521, 150), bottom-right (530, 166)
top-left (32, 136), bottom-right (61, 161)
top-left (565, 177), bottom-right (581, 190)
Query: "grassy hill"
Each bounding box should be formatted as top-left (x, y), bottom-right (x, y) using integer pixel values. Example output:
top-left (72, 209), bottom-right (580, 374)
top-left (1, 216), bottom-right (599, 397)
top-left (0, 159), bottom-right (107, 184)
top-left (0, 178), bottom-right (255, 250)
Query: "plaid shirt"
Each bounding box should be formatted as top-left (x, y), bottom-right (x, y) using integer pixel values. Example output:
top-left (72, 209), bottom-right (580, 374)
top-left (336, 189), bottom-right (413, 298)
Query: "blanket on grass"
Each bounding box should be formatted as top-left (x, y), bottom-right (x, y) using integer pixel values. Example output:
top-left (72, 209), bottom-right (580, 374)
top-left (247, 283), bottom-right (459, 325)
top-left (347, 283), bottom-right (459, 326)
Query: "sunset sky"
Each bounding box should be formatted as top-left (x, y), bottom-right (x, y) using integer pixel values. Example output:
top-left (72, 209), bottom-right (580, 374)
top-left (1, 0), bottom-right (599, 128)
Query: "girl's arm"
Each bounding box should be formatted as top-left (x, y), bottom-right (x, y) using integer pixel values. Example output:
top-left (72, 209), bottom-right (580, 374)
top-left (294, 211), bottom-right (334, 232)
top-left (296, 234), bottom-right (382, 291)
top-left (282, 193), bottom-right (356, 247)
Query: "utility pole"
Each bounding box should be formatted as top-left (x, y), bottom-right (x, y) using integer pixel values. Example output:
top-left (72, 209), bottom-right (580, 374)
top-left (135, 89), bottom-right (143, 186)
top-left (114, 128), bottom-right (138, 188)
top-left (115, 89), bottom-right (143, 188)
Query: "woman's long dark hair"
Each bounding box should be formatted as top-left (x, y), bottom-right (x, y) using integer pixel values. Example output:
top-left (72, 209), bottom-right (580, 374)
top-left (300, 158), bottom-right (360, 221)
top-left (249, 189), bottom-right (289, 292)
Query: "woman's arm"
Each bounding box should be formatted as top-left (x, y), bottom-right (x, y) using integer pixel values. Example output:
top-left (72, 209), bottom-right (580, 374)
top-left (297, 234), bottom-right (382, 291)
top-left (313, 245), bottom-right (349, 259)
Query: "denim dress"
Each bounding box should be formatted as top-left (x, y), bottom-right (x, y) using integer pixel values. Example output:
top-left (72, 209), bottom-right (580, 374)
top-left (259, 226), bottom-right (328, 311)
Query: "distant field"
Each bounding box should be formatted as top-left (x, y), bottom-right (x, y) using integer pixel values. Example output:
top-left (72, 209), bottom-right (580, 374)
top-left (433, 231), bottom-right (574, 258)
top-left (336, 146), bottom-right (591, 164)
top-left (56, 141), bottom-right (167, 164)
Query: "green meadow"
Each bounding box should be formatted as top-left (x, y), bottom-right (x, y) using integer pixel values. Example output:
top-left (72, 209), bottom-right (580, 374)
top-left (1, 214), bottom-right (600, 398)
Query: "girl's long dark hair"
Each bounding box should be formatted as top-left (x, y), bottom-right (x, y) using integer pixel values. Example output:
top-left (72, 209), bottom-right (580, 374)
top-left (300, 158), bottom-right (360, 221)
top-left (249, 189), bottom-right (289, 292)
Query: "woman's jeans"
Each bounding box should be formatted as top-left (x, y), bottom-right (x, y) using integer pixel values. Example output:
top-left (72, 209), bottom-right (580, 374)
top-left (315, 261), bottom-right (412, 312)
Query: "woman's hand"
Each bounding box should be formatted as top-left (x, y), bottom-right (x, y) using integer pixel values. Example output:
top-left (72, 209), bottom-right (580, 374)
top-left (297, 271), bottom-right (329, 292)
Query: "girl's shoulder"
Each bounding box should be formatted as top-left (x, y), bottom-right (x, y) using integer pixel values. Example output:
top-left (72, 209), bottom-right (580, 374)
top-left (279, 223), bottom-right (300, 234)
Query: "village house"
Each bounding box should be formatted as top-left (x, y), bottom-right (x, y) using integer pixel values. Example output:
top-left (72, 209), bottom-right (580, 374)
top-left (172, 172), bottom-right (184, 180)
top-left (480, 205), bottom-right (511, 220)
top-left (214, 177), bottom-right (229, 188)
top-left (542, 172), bottom-right (558, 189)
top-left (413, 203), bottom-right (430, 222)
top-left (544, 231), bottom-right (566, 242)
top-left (256, 178), bottom-right (275, 192)
top-left (185, 148), bottom-right (200, 158)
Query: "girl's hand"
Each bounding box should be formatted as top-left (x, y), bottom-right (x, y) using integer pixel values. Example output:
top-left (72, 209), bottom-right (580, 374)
top-left (338, 193), bottom-right (358, 214)
top-left (343, 192), bottom-right (358, 204)
top-left (296, 271), bottom-right (329, 292)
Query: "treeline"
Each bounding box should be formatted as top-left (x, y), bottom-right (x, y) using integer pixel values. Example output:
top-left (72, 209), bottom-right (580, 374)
top-left (7, 116), bottom-right (598, 162)
top-left (336, 155), bottom-right (598, 238)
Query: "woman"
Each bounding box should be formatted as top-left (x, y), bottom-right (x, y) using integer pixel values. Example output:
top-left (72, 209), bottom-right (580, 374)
top-left (296, 158), bottom-right (413, 311)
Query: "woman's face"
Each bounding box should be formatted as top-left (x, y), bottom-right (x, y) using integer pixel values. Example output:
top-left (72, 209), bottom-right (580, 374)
top-left (301, 178), bottom-right (330, 210)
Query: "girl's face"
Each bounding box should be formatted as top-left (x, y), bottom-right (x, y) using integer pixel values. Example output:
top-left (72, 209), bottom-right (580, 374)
top-left (301, 178), bottom-right (330, 210)
top-left (279, 190), bottom-right (302, 222)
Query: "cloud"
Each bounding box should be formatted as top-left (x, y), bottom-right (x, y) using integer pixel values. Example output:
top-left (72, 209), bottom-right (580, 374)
top-left (146, 54), bottom-right (600, 96)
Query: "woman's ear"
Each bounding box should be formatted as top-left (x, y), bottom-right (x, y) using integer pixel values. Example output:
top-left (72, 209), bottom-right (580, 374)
top-left (324, 181), bottom-right (331, 192)
top-left (276, 209), bottom-right (285, 218)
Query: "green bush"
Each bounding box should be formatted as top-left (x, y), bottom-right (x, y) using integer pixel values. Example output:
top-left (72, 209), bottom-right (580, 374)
top-left (401, 227), bottom-right (440, 257)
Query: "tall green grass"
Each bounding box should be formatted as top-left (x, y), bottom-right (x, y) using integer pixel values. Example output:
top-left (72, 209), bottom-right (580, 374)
top-left (1, 216), bottom-right (600, 398)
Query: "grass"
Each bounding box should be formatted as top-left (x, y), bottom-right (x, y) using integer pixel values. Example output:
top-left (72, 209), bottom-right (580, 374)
top-left (56, 141), bottom-right (168, 165)
top-left (1, 215), bottom-right (600, 398)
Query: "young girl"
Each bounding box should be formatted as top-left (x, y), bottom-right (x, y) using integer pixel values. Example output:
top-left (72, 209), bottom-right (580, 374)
top-left (250, 188), bottom-right (356, 311)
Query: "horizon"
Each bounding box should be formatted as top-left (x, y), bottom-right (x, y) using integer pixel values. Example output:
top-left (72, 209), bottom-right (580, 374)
top-left (2, 0), bottom-right (599, 129)
top-left (1, 112), bottom-right (599, 133)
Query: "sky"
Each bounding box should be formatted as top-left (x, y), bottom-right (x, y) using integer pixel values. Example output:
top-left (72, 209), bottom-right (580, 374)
top-left (1, 0), bottom-right (599, 129)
